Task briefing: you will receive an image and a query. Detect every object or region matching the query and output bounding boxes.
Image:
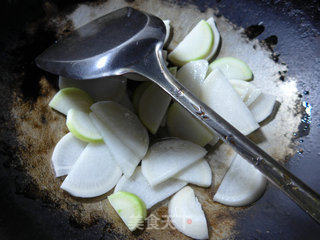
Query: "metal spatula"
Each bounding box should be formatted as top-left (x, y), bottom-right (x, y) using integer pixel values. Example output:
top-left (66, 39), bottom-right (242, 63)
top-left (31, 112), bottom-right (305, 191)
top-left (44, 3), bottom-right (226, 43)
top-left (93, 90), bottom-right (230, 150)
top-left (35, 7), bottom-right (320, 223)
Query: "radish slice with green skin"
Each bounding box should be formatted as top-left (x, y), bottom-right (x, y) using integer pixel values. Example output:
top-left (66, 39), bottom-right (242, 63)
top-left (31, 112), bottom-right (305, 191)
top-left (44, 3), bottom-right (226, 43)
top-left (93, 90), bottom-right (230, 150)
top-left (176, 60), bottom-right (209, 97)
top-left (115, 167), bottom-right (187, 209)
top-left (66, 109), bottom-right (103, 143)
top-left (59, 76), bottom-right (127, 102)
top-left (141, 139), bottom-right (207, 186)
top-left (169, 186), bottom-right (209, 239)
top-left (108, 191), bottom-right (147, 232)
top-left (168, 20), bottom-right (214, 66)
top-left (163, 20), bottom-right (171, 45)
top-left (205, 17), bottom-right (221, 61)
top-left (138, 83), bottom-right (171, 134)
top-left (89, 112), bottom-right (141, 177)
top-left (91, 101), bottom-right (149, 160)
top-left (174, 159), bottom-right (212, 187)
top-left (201, 69), bottom-right (259, 135)
top-left (213, 154), bottom-right (267, 206)
top-left (51, 132), bottom-right (87, 177)
top-left (229, 79), bottom-right (262, 106)
top-left (249, 93), bottom-right (276, 123)
top-left (167, 102), bottom-right (215, 146)
top-left (208, 57), bottom-right (253, 81)
top-left (61, 143), bottom-right (122, 198)
top-left (49, 87), bottom-right (94, 115)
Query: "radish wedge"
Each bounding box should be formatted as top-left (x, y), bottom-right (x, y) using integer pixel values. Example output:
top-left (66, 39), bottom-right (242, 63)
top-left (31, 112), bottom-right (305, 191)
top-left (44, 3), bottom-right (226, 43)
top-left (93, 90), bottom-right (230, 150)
top-left (213, 154), bottom-right (267, 206)
top-left (49, 87), bottom-right (93, 115)
top-left (201, 69), bottom-right (259, 135)
top-left (205, 17), bottom-right (221, 61)
top-left (66, 109), bottom-right (103, 143)
top-left (176, 60), bottom-right (209, 97)
top-left (169, 186), bottom-right (209, 239)
top-left (51, 132), bottom-right (87, 177)
top-left (115, 167), bottom-right (187, 209)
top-left (167, 102), bottom-right (215, 146)
top-left (61, 143), bottom-right (122, 198)
top-left (163, 20), bottom-right (171, 45)
top-left (89, 112), bottom-right (141, 177)
top-left (230, 79), bottom-right (261, 106)
top-left (209, 57), bottom-right (253, 81)
top-left (133, 82), bottom-right (152, 111)
top-left (59, 76), bottom-right (127, 102)
top-left (141, 139), bottom-right (207, 186)
top-left (168, 20), bottom-right (213, 66)
top-left (108, 191), bottom-right (147, 231)
top-left (249, 93), bottom-right (276, 123)
top-left (91, 101), bottom-right (148, 160)
top-left (174, 159), bottom-right (212, 187)
top-left (138, 83), bottom-right (171, 134)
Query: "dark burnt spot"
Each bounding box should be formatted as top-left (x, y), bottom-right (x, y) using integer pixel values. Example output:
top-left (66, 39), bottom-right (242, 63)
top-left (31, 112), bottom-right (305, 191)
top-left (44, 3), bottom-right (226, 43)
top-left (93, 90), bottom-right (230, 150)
top-left (41, 114), bottom-right (47, 124)
top-left (271, 52), bottom-right (280, 62)
top-left (245, 24), bottom-right (265, 40)
top-left (125, 0), bottom-right (135, 2)
top-left (265, 35), bottom-right (278, 46)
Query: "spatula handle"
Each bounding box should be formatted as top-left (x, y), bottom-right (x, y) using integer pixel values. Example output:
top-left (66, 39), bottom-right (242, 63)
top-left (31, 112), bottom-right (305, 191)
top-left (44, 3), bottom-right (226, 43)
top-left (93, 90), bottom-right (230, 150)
top-left (133, 48), bottom-right (320, 223)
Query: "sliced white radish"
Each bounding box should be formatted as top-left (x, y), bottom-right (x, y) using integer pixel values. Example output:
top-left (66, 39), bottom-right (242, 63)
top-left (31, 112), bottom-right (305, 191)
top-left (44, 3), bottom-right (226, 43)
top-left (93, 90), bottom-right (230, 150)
top-left (138, 83), bottom-right (171, 134)
top-left (115, 167), bottom-right (187, 209)
top-left (176, 60), bottom-right (209, 97)
top-left (133, 82), bottom-right (152, 111)
top-left (205, 17), bottom-right (221, 61)
top-left (208, 134), bottom-right (220, 146)
top-left (229, 79), bottom-right (261, 106)
top-left (249, 93), bottom-right (276, 123)
top-left (66, 109), bottom-right (103, 143)
top-left (169, 186), bottom-right (209, 239)
top-left (201, 69), bottom-right (259, 135)
top-left (141, 139), bottom-right (207, 186)
top-left (208, 57), bottom-right (253, 81)
top-left (59, 76), bottom-right (127, 102)
top-left (213, 154), bottom-right (267, 206)
top-left (49, 87), bottom-right (93, 115)
top-left (118, 91), bottom-right (134, 112)
top-left (167, 102), bottom-right (215, 146)
top-left (89, 112), bottom-right (140, 177)
top-left (91, 101), bottom-right (149, 160)
top-left (174, 159), bottom-right (212, 187)
top-left (51, 132), bottom-right (87, 177)
top-left (108, 191), bottom-right (147, 231)
top-left (168, 20), bottom-right (213, 66)
top-left (61, 143), bottom-right (122, 198)
top-left (163, 20), bottom-right (171, 45)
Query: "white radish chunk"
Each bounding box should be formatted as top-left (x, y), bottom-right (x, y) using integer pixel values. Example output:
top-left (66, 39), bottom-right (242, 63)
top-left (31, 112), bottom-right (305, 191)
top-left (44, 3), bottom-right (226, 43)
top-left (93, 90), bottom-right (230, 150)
top-left (163, 20), bottom-right (171, 45)
top-left (176, 60), bottom-right (209, 97)
top-left (201, 69), bottom-right (259, 135)
top-left (138, 83), bottom-right (171, 134)
top-left (61, 143), bottom-right (122, 198)
top-left (59, 76), bottom-right (127, 102)
top-left (168, 20), bottom-right (214, 66)
top-left (208, 134), bottom-right (220, 146)
top-left (167, 102), bottom-right (215, 146)
top-left (108, 191), bottom-right (147, 231)
top-left (174, 159), bottom-right (212, 187)
top-left (133, 82), bottom-right (152, 111)
top-left (169, 186), bottom-right (209, 239)
top-left (66, 109), bottom-right (103, 143)
top-left (91, 101), bottom-right (149, 160)
top-left (115, 167), bottom-right (187, 209)
top-left (249, 93), bottom-right (276, 123)
top-left (213, 154), bottom-right (267, 206)
top-left (209, 57), bottom-right (253, 81)
top-left (89, 112), bottom-right (140, 178)
top-left (205, 17), bottom-right (221, 61)
top-left (118, 91), bottom-right (135, 112)
top-left (141, 139), bottom-right (207, 186)
top-left (49, 87), bottom-right (93, 115)
top-left (51, 132), bottom-right (87, 177)
top-left (230, 79), bottom-right (261, 106)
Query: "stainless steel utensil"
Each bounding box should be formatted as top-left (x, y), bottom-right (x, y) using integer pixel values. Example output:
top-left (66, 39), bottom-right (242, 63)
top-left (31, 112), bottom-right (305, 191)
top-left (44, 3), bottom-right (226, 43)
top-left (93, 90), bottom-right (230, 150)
top-left (35, 7), bottom-right (320, 223)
